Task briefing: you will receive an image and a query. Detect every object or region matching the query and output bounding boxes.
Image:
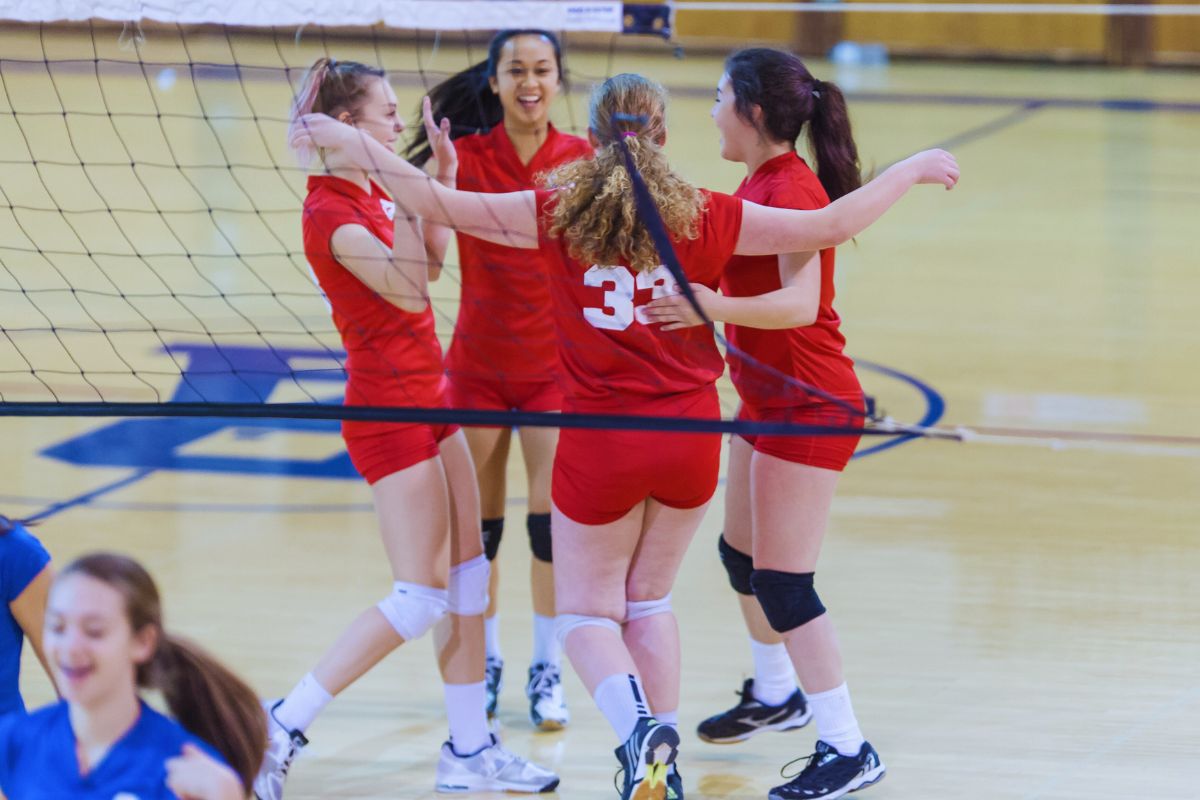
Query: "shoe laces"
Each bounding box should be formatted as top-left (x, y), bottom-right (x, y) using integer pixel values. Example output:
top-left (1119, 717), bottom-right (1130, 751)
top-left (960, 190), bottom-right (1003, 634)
top-left (779, 747), bottom-right (858, 785)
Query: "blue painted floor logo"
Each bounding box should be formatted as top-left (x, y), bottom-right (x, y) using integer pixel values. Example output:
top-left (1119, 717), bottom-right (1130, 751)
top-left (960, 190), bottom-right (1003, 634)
top-left (40, 343), bottom-right (944, 482)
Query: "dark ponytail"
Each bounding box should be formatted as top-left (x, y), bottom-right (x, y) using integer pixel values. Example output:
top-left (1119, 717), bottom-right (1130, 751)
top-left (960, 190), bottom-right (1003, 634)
top-left (724, 48), bottom-right (862, 201)
top-left (151, 635), bottom-right (266, 791)
top-left (406, 28), bottom-right (565, 167)
top-left (61, 553), bottom-right (266, 791)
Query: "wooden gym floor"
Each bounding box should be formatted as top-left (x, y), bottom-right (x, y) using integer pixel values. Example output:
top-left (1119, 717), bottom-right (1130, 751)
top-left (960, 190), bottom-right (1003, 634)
top-left (1, 25), bottom-right (1198, 799)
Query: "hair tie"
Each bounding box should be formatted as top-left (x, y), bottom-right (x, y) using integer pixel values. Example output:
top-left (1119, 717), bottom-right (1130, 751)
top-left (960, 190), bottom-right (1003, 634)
top-left (811, 79), bottom-right (824, 99)
top-left (621, 131), bottom-right (638, 139)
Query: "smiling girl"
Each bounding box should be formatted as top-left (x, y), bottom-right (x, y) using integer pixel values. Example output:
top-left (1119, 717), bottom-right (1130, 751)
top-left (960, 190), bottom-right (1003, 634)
top-left (0, 552), bottom-right (263, 800)
top-left (407, 29), bottom-right (591, 730)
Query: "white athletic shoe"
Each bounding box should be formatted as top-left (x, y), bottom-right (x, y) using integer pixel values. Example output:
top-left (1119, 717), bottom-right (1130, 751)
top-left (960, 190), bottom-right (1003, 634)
top-left (435, 734), bottom-right (560, 793)
top-left (253, 699), bottom-right (308, 800)
top-left (526, 662), bottom-right (569, 731)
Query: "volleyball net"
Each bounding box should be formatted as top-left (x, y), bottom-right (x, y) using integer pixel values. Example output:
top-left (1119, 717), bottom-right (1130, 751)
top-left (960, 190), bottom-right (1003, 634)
top-left (4, 1), bottom-right (1192, 442)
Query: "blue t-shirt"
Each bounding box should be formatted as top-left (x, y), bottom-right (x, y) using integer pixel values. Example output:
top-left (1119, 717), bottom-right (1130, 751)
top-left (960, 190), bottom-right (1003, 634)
top-left (0, 523), bottom-right (51, 715)
top-left (0, 699), bottom-right (227, 799)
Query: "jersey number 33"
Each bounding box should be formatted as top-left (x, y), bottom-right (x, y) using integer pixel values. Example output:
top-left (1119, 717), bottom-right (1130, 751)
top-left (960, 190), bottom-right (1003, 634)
top-left (583, 264), bottom-right (677, 331)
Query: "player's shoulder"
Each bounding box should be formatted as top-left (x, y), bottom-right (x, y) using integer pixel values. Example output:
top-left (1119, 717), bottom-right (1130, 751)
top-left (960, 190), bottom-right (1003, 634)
top-left (1, 701), bottom-right (65, 745)
top-left (771, 156), bottom-right (829, 208)
top-left (0, 521), bottom-right (45, 558)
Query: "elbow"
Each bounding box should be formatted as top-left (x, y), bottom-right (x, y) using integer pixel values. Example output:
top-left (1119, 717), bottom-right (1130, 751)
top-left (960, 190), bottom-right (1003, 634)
top-left (395, 296), bottom-right (429, 314)
top-left (826, 220), bottom-right (853, 249)
top-left (788, 306), bottom-right (819, 328)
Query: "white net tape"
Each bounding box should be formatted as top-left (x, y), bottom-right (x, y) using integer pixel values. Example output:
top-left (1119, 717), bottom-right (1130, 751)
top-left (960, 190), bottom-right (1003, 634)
top-left (0, 0), bottom-right (625, 29)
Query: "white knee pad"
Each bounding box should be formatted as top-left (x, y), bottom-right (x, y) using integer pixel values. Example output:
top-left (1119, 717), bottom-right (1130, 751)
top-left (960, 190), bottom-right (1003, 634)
top-left (447, 554), bottom-right (490, 616)
top-left (376, 582), bottom-right (448, 641)
top-left (625, 593), bottom-right (672, 623)
top-left (555, 613), bottom-right (622, 650)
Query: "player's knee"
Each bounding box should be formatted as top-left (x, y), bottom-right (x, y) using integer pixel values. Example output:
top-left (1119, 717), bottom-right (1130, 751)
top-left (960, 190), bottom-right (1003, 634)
top-left (719, 534), bottom-right (755, 596)
top-left (376, 582), bottom-right (448, 641)
top-left (555, 613), bottom-right (621, 649)
top-left (447, 554), bottom-right (490, 616)
top-left (527, 512), bottom-right (552, 563)
top-left (625, 593), bottom-right (672, 623)
top-left (750, 569), bottom-right (826, 633)
top-left (481, 517), bottom-right (504, 561)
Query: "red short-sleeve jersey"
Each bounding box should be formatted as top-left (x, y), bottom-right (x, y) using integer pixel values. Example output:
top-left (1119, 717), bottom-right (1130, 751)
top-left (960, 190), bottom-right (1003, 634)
top-left (446, 123), bottom-right (592, 383)
top-left (535, 189), bottom-right (744, 411)
top-left (302, 175), bottom-right (447, 408)
top-left (721, 153), bottom-right (859, 408)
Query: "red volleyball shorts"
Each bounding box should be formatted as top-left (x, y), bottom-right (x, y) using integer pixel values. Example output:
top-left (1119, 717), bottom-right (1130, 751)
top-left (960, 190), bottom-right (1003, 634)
top-left (342, 419), bottom-right (460, 485)
top-left (552, 389), bottom-right (722, 526)
top-left (736, 400), bottom-right (864, 472)
top-left (448, 373), bottom-right (564, 424)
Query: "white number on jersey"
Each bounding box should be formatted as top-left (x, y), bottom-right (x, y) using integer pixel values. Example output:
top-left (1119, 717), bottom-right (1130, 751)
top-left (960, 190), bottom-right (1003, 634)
top-left (582, 264), bottom-right (678, 331)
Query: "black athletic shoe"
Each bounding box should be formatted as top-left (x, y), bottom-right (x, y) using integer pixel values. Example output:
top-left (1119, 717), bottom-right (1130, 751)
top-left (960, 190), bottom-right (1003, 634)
top-left (666, 763), bottom-right (683, 800)
top-left (696, 678), bottom-right (812, 744)
top-left (768, 740), bottom-right (886, 800)
top-left (614, 717), bottom-right (680, 800)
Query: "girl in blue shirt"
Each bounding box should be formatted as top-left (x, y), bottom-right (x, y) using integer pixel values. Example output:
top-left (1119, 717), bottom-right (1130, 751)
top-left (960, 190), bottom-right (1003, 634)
top-left (0, 515), bottom-right (55, 716)
top-left (0, 552), bottom-right (265, 799)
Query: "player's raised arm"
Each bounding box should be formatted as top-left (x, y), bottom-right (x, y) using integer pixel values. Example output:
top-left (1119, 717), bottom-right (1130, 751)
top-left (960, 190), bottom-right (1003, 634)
top-left (292, 112), bottom-right (540, 250)
top-left (733, 149), bottom-right (959, 256)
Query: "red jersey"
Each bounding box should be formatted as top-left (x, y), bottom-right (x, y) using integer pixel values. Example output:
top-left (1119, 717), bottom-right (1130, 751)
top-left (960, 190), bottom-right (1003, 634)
top-left (535, 189), bottom-right (744, 411)
top-left (721, 152), bottom-right (860, 409)
top-left (446, 123), bottom-right (592, 383)
top-left (302, 175), bottom-right (448, 408)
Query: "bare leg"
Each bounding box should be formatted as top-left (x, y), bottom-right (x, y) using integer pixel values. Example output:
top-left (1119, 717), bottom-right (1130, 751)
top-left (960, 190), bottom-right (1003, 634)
top-left (311, 457), bottom-right (451, 696)
top-left (518, 426), bottom-right (558, 619)
top-left (725, 436), bottom-right (784, 646)
top-left (464, 425), bottom-right (511, 618)
top-left (433, 430), bottom-right (486, 684)
top-left (749, 453), bottom-right (843, 693)
top-left (552, 502), bottom-right (645, 691)
top-left (622, 500), bottom-right (709, 717)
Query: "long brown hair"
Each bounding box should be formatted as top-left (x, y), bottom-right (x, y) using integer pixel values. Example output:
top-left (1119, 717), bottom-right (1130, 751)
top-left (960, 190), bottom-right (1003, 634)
top-left (725, 48), bottom-right (862, 201)
top-left (60, 553), bottom-right (266, 790)
top-left (544, 73), bottom-right (704, 272)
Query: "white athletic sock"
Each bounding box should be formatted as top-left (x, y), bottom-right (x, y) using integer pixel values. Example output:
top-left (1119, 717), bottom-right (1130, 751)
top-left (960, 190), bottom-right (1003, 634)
top-left (531, 613), bottom-right (559, 667)
top-left (444, 681), bottom-right (492, 755)
top-left (749, 638), bottom-right (797, 706)
top-left (807, 682), bottom-right (865, 756)
top-left (274, 672), bottom-right (333, 734)
top-left (484, 615), bottom-right (503, 661)
top-left (655, 708), bottom-right (679, 736)
top-left (594, 673), bottom-right (650, 743)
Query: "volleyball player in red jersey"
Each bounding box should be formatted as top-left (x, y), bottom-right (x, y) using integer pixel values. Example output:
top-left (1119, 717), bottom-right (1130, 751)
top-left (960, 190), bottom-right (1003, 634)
top-left (253, 58), bottom-right (557, 799)
top-left (645, 48), bottom-right (887, 799)
top-left (406, 29), bottom-right (592, 730)
top-left (293, 72), bottom-right (957, 800)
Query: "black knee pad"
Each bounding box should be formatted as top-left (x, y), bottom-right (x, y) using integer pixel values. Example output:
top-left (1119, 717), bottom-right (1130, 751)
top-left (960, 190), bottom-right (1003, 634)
top-left (750, 569), bottom-right (826, 633)
top-left (718, 534), bottom-right (755, 596)
top-left (527, 512), bottom-right (552, 563)
top-left (481, 517), bottom-right (504, 561)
